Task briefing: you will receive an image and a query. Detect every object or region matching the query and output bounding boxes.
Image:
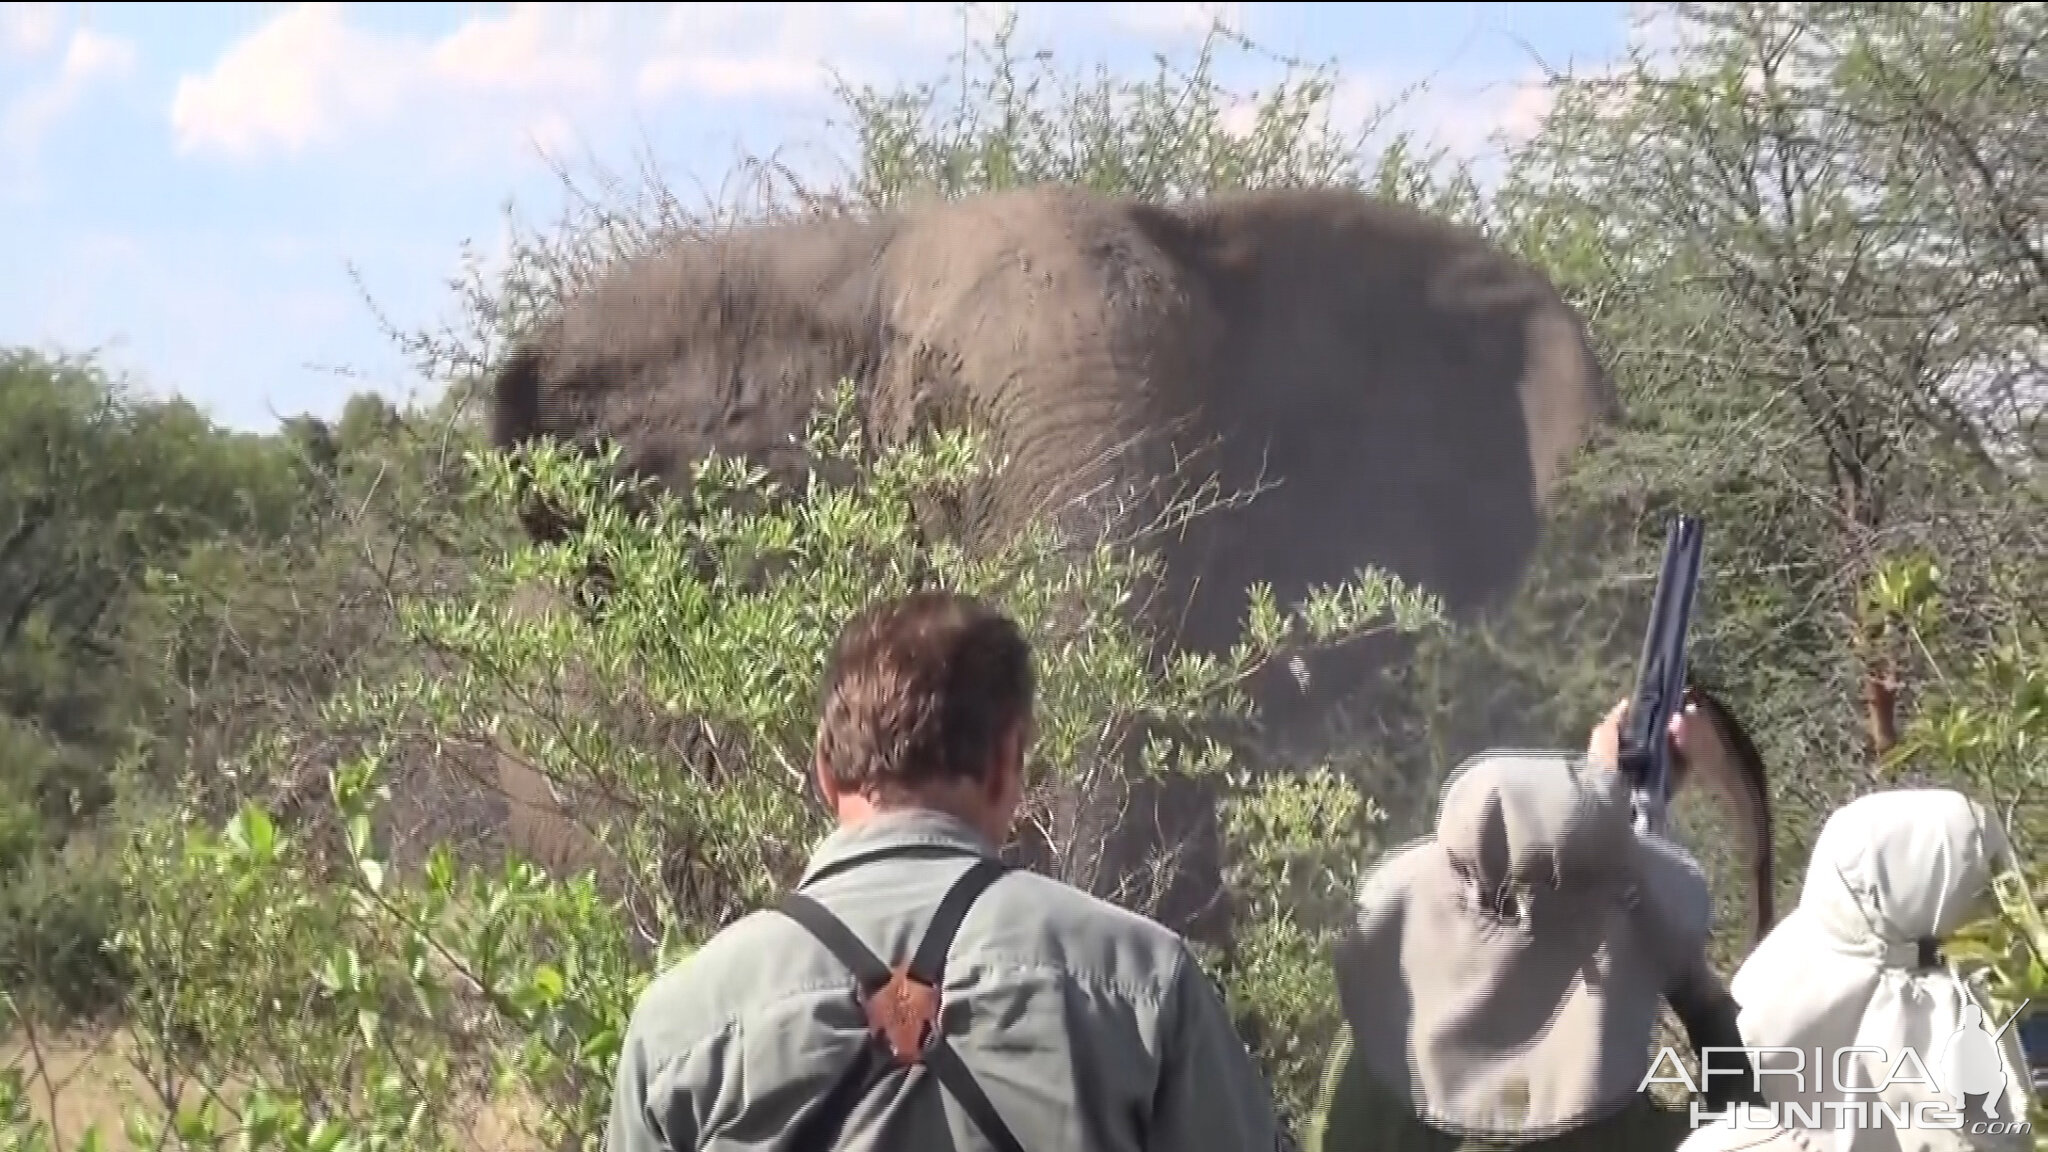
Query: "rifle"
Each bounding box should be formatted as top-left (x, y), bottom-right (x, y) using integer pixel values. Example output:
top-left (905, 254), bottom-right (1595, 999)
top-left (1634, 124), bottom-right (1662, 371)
top-left (1618, 514), bottom-right (1705, 839)
top-left (1616, 517), bottom-right (1773, 1106)
top-left (1621, 515), bottom-right (1782, 943)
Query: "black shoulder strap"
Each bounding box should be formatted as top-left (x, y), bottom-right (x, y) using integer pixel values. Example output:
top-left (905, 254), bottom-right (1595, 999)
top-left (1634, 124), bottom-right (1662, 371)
top-left (778, 849), bottom-right (1026, 1152)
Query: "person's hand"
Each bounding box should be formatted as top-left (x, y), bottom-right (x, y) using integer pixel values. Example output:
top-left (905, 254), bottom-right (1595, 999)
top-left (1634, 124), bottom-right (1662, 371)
top-left (1587, 696), bottom-right (1697, 771)
top-left (1587, 698), bottom-right (1630, 770)
top-left (1667, 693), bottom-right (1708, 767)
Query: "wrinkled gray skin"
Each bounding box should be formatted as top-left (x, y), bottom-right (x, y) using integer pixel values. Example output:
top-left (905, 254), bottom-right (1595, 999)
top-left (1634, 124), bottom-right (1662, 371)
top-left (487, 184), bottom-right (1617, 943)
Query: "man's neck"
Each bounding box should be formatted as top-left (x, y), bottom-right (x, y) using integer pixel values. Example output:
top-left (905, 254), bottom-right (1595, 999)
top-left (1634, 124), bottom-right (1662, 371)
top-left (835, 785), bottom-right (996, 844)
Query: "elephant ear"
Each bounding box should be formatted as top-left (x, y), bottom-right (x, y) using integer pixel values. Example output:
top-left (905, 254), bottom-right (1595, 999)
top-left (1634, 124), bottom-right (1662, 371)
top-left (1673, 682), bottom-right (1776, 947)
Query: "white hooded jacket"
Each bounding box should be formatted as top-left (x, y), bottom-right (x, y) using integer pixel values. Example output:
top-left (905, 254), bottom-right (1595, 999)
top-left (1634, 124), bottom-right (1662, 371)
top-left (1715, 789), bottom-right (2034, 1152)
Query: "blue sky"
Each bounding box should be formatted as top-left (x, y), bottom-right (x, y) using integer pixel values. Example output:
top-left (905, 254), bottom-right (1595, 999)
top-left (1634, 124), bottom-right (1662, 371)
top-left (0, 2), bottom-right (1639, 432)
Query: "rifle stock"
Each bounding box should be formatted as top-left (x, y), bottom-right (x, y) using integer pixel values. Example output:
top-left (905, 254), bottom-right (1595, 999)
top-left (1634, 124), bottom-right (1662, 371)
top-left (1619, 515), bottom-right (1705, 838)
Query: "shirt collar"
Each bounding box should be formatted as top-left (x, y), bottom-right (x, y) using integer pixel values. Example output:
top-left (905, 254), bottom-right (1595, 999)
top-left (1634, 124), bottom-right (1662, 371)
top-left (798, 807), bottom-right (999, 887)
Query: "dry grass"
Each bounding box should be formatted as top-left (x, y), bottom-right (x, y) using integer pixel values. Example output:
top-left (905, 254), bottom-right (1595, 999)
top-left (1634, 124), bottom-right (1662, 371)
top-left (3, 1027), bottom-right (546, 1150)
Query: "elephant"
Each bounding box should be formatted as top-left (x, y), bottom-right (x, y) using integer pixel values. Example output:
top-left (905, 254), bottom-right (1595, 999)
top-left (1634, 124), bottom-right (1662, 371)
top-left (484, 182), bottom-right (1622, 942)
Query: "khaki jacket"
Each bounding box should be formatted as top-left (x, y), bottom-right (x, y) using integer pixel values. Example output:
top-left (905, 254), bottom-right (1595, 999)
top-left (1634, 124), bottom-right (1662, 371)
top-left (1310, 1023), bottom-right (1696, 1152)
top-left (605, 807), bottom-right (1291, 1151)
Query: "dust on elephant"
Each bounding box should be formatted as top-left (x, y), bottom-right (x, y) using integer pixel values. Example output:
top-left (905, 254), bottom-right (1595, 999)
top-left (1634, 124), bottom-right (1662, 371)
top-left (485, 183), bottom-right (1617, 940)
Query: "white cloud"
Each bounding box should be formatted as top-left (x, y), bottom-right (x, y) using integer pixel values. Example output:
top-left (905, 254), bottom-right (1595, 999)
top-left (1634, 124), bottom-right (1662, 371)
top-left (162, 0), bottom-right (1601, 188)
top-left (167, 1), bottom-right (1269, 165)
top-left (3, 21), bottom-right (137, 175)
top-left (2, 2), bottom-right (62, 56)
top-left (169, 3), bottom-right (414, 159)
top-left (61, 23), bottom-right (128, 73)
top-left (1149, 54), bottom-right (1557, 171)
top-left (1218, 98), bottom-right (1259, 139)
top-left (633, 1), bottom-right (980, 101)
top-left (169, 2), bottom-right (1031, 164)
top-left (1412, 71), bottom-right (1559, 156)
top-left (1495, 76), bottom-right (1556, 143)
top-left (1103, 2), bottom-right (1243, 40)
top-left (1208, 67), bottom-right (1557, 195)
top-left (425, 3), bottom-right (614, 96)
top-left (1331, 74), bottom-right (1396, 136)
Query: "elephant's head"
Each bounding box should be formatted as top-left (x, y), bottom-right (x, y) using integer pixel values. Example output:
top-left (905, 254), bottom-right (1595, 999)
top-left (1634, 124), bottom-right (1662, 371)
top-left (487, 236), bottom-right (892, 540)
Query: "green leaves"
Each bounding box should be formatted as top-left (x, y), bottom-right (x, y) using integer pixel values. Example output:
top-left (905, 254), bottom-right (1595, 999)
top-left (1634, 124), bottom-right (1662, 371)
top-left (1861, 554), bottom-right (2048, 1142)
top-left (0, 368), bottom-right (1440, 1149)
top-left (223, 805), bottom-right (277, 864)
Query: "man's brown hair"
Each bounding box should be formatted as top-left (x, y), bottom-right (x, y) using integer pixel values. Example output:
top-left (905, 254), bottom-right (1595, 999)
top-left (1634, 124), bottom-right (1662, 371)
top-left (816, 591), bottom-right (1035, 797)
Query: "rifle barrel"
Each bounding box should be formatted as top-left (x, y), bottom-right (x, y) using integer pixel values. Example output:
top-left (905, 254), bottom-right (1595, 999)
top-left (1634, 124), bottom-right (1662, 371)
top-left (1622, 515), bottom-right (1705, 837)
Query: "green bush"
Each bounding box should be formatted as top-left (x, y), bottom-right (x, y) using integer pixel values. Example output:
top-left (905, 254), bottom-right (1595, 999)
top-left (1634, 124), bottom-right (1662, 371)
top-left (1879, 554), bottom-right (2048, 1144)
top-left (0, 719), bottom-right (131, 1023)
top-left (1, 387), bottom-right (1439, 1149)
top-left (0, 844), bottom-right (127, 1023)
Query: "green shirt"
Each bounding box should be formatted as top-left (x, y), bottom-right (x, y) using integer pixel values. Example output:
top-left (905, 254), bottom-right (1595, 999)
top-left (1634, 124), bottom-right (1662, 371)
top-left (605, 807), bottom-right (1292, 1151)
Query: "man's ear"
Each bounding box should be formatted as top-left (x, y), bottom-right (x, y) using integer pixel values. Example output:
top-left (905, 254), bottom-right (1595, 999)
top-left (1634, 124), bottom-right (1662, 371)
top-left (813, 748), bottom-right (839, 810)
top-left (985, 720), bottom-right (1026, 803)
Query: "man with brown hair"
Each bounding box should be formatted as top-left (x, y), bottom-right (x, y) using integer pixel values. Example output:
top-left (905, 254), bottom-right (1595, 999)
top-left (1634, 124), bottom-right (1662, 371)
top-left (606, 590), bottom-right (1290, 1152)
